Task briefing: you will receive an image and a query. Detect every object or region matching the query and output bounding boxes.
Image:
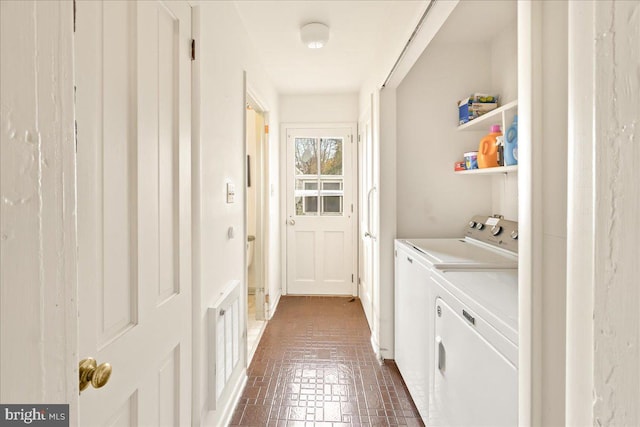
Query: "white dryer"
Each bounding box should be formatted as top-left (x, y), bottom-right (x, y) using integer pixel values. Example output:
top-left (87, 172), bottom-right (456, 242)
top-left (430, 269), bottom-right (518, 427)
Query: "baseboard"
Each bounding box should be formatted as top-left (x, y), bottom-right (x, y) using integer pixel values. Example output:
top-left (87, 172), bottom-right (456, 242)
top-left (360, 288), bottom-right (373, 331)
top-left (268, 290), bottom-right (281, 320)
top-left (247, 321), bottom-right (268, 366)
top-left (370, 334), bottom-right (383, 364)
top-left (203, 369), bottom-right (248, 427)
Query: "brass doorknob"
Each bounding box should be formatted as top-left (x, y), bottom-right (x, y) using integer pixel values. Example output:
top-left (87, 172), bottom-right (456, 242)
top-left (79, 358), bottom-right (112, 393)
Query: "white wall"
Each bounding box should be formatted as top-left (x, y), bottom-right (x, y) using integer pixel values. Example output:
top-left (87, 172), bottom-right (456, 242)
top-left (567, 2), bottom-right (639, 425)
top-left (0, 0), bottom-right (78, 421)
top-left (491, 24), bottom-right (518, 105)
top-left (396, 42), bottom-right (495, 238)
top-left (280, 94), bottom-right (359, 123)
top-left (591, 0), bottom-right (640, 424)
top-left (192, 3), bottom-right (280, 425)
top-left (490, 24), bottom-right (519, 221)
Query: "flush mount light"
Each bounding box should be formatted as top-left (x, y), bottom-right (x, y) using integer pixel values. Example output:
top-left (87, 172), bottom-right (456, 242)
top-left (300, 22), bottom-right (330, 49)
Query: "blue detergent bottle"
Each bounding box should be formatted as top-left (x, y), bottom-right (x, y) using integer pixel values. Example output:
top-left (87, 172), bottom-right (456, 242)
top-left (505, 115), bottom-right (518, 166)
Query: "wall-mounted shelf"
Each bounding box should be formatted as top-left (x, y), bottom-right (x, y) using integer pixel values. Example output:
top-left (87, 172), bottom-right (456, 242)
top-left (455, 165), bottom-right (518, 175)
top-left (457, 100), bottom-right (518, 132)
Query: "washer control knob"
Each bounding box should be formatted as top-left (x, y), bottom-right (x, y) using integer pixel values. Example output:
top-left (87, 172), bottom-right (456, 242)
top-left (510, 230), bottom-right (519, 240)
top-left (491, 225), bottom-right (502, 236)
top-left (475, 222), bottom-right (484, 230)
top-left (468, 221), bottom-right (477, 229)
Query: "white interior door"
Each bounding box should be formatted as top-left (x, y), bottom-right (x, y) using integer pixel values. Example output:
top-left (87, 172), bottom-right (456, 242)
top-left (358, 111), bottom-right (375, 327)
top-left (286, 127), bottom-right (355, 295)
top-left (76, 1), bottom-right (192, 425)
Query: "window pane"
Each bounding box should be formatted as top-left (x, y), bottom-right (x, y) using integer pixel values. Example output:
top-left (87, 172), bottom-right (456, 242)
top-left (320, 138), bottom-right (342, 175)
top-left (296, 196), bottom-right (318, 215)
top-left (295, 138), bottom-right (318, 175)
top-left (322, 181), bottom-right (342, 191)
top-left (322, 196), bottom-right (343, 215)
top-left (295, 179), bottom-right (318, 191)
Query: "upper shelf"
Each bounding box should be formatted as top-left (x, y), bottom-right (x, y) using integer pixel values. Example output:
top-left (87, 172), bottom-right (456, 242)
top-left (457, 100), bottom-right (518, 132)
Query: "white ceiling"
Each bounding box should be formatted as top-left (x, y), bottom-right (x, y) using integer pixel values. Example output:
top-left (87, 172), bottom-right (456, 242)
top-left (234, 1), bottom-right (428, 95)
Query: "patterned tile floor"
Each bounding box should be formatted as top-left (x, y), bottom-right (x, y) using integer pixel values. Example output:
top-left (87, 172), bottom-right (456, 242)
top-left (230, 296), bottom-right (424, 426)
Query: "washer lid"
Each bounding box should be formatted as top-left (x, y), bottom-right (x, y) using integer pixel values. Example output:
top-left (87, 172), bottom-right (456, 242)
top-left (404, 238), bottom-right (517, 270)
top-left (435, 269), bottom-right (519, 344)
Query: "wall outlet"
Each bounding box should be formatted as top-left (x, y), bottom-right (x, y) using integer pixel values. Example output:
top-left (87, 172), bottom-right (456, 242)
top-left (226, 182), bottom-right (235, 203)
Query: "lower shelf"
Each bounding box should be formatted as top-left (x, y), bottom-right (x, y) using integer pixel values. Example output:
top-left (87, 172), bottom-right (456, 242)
top-left (455, 165), bottom-right (518, 175)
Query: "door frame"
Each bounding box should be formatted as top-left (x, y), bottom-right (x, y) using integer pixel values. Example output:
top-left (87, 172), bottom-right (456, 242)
top-left (280, 122), bottom-right (358, 297)
top-left (245, 84), bottom-right (270, 323)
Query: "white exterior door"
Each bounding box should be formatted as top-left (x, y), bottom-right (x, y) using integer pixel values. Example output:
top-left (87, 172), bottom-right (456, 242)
top-left (76, 1), bottom-right (192, 425)
top-left (286, 126), bottom-right (355, 295)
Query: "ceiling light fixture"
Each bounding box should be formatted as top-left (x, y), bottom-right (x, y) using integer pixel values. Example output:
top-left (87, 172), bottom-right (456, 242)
top-left (300, 22), bottom-right (330, 49)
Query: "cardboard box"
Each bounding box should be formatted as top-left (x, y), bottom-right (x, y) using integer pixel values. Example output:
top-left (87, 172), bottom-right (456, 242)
top-left (458, 94), bottom-right (499, 125)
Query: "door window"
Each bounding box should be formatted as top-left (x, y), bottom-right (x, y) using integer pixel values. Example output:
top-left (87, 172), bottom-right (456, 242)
top-left (294, 137), bottom-right (344, 216)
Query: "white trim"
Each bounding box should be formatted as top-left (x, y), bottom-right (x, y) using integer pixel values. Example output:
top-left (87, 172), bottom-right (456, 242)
top-left (190, 5), bottom-right (203, 426)
top-left (518, 2), bottom-right (542, 426)
top-left (268, 289), bottom-right (282, 320)
top-left (370, 331), bottom-right (383, 364)
top-left (246, 83), bottom-right (270, 322)
top-left (565, 3), bottom-right (595, 425)
top-left (203, 370), bottom-right (248, 427)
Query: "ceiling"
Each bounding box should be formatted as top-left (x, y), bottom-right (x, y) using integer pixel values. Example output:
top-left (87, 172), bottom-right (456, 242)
top-left (234, 1), bottom-right (428, 95)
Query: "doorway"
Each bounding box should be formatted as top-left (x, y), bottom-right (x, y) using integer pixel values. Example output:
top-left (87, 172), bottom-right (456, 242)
top-left (284, 125), bottom-right (357, 295)
top-left (245, 94), bottom-right (268, 360)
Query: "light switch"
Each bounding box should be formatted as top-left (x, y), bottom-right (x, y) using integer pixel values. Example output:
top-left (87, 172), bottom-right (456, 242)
top-left (226, 182), bottom-right (235, 203)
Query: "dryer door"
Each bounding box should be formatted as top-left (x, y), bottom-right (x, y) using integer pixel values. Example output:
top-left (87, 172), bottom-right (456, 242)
top-left (431, 297), bottom-right (517, 426)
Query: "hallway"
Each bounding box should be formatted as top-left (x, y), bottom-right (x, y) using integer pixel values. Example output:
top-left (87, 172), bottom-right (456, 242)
top-left (230, 297), bottom-right (424, 426)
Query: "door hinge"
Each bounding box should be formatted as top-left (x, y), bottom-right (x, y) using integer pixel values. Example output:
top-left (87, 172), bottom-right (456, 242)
top-left (358, 277), bottom-right (361, 285)
top-left (264, 125), bottom-right (269, 134)
top-left (352, 274), bottom-right (354, 283)
top-left (351, 203), bottom-right (354, 213)
top-left (191, 39), bottom-right (196, 61)
top-left (358, 134), bottom-right (361, 142)
top-left (350, 134), bottom-right (353, 143)
top-left (73, 0), bottom-right (76, 32)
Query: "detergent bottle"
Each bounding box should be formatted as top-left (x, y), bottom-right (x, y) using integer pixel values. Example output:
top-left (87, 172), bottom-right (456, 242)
top-left (477, 125), bottom-right (502, 168)
top-left (504, 115), bottom-right (518, 166)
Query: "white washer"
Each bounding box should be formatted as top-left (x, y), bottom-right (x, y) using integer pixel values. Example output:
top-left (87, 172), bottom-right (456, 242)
top-left (394, 215), bottom-right (518, 425)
